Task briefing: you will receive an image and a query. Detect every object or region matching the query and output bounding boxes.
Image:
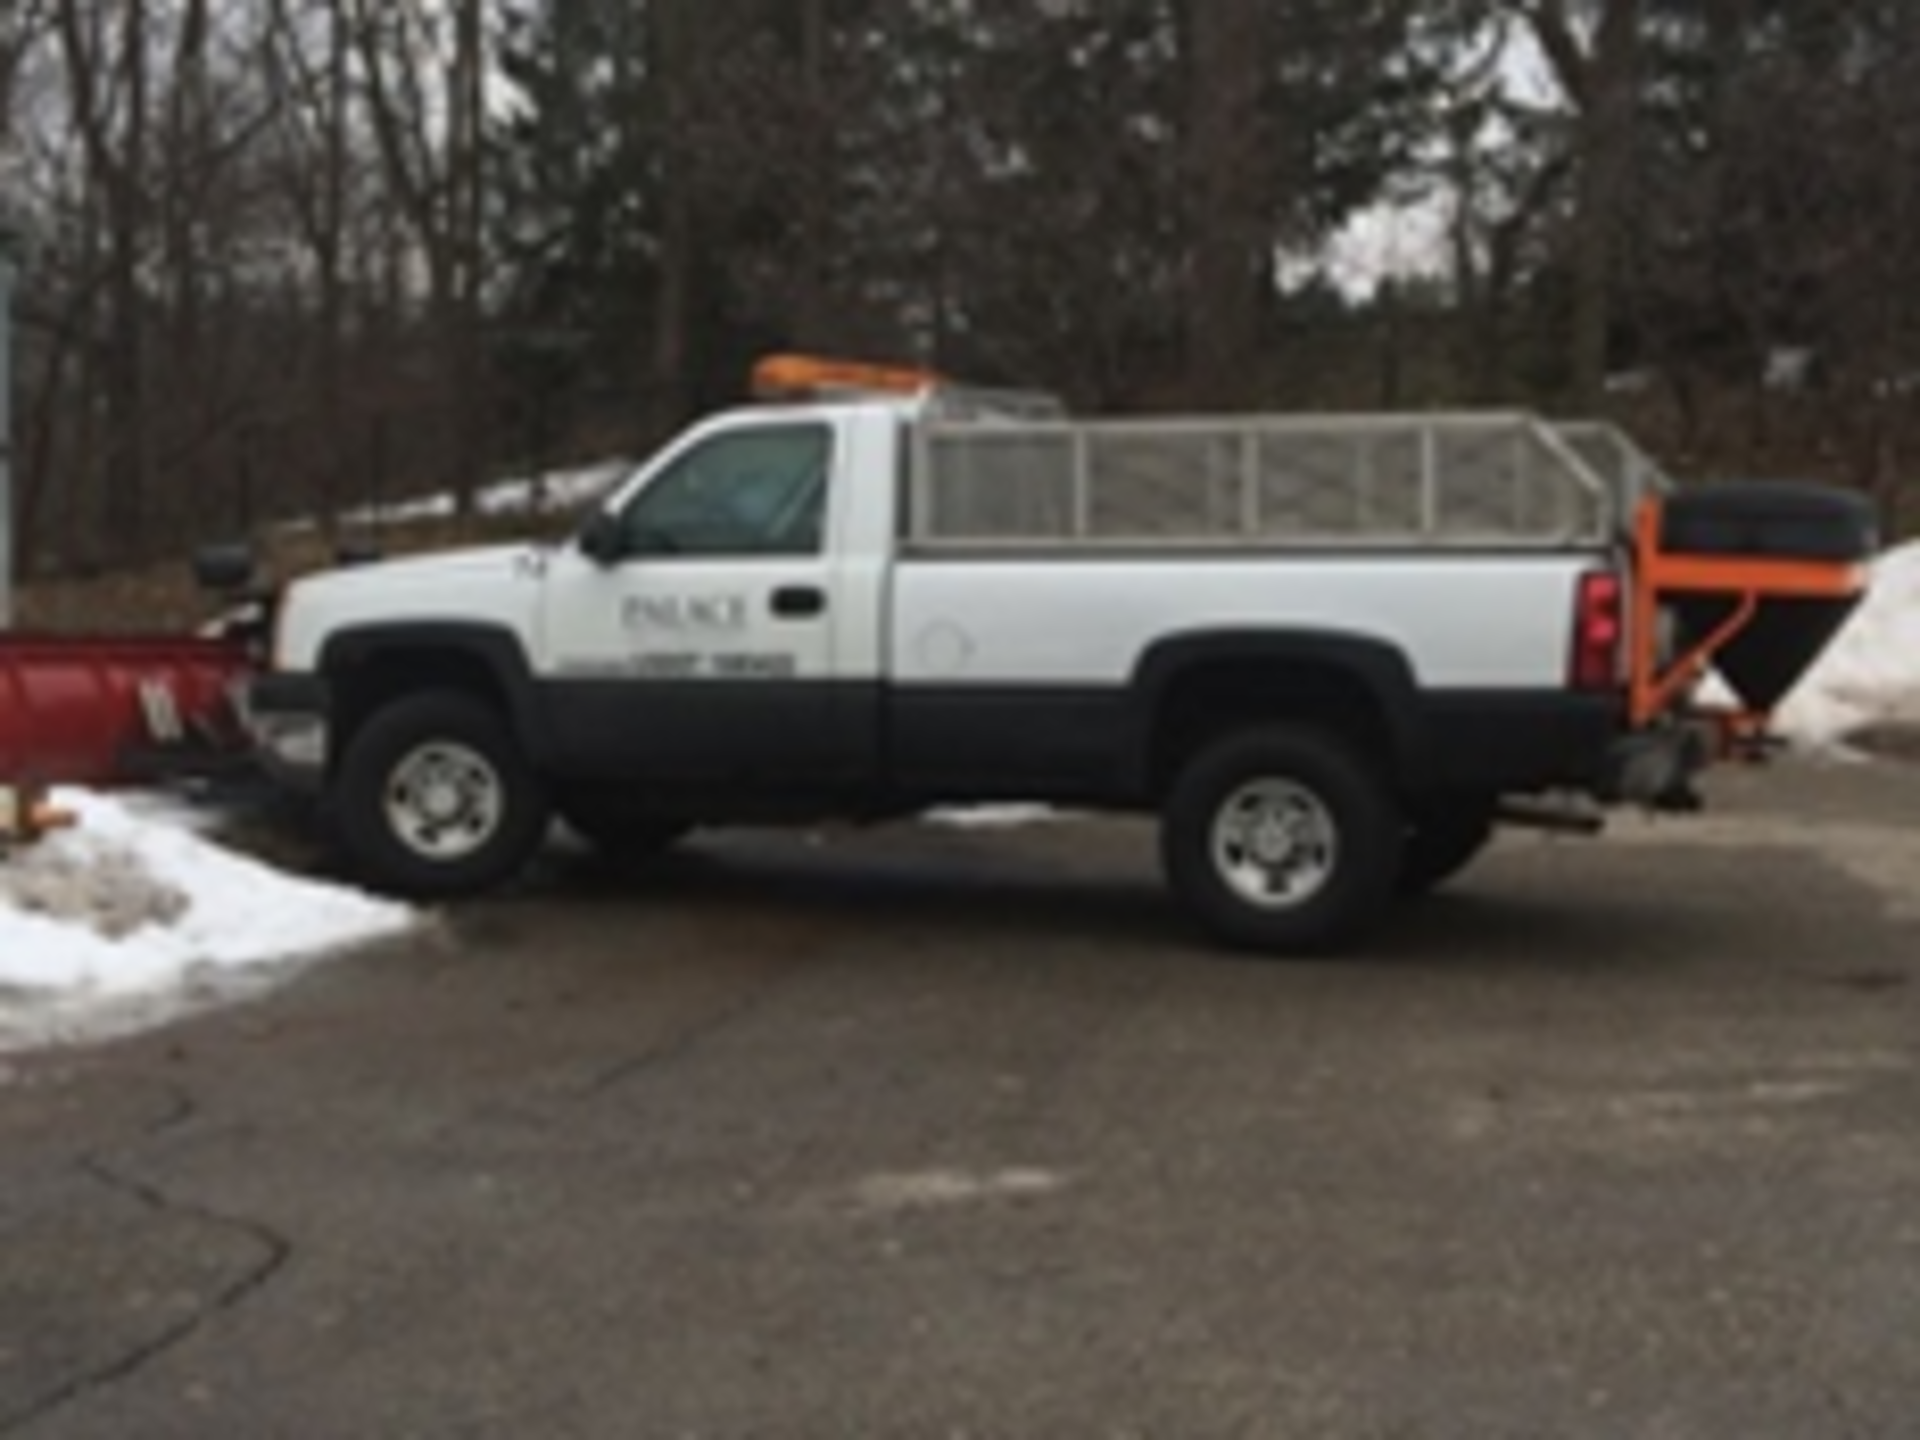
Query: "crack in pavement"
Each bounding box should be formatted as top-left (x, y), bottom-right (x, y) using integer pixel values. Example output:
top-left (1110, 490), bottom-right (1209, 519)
top-left (569, 956), bottom-right (815, 1102)
top-left (1816, 1378), bottom-right (1867, 1440)
top-left (0, 1083), bottom-right (294, 1438)
top-left (558, 902), bottom-right (856, 1104)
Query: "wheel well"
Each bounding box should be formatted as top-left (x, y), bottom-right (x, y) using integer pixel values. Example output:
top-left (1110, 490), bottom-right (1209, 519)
top-left (1149, 661), bottom-right (1397, 794)
top-left (329, 648), bottom-right (512, 758)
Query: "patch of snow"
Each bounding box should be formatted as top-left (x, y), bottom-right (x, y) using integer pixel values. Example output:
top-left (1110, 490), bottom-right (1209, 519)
top-left (476, 459), bottom-right (633, 518)
top-left (1764, 346), bottom-right (1817, 393)
top-left (922, 805), bottom-right (1060, 831)
top-left (1772, 542), bottom-right (1920, 751)
top-left (335, 458), bottom-right (634, 530)
top-left (1689, 543), bottom-right (1920, 755)
top-left (0, 791), bottom-right (415, 1056)
top-left (851, 1168), bottom-right (1066, 1214)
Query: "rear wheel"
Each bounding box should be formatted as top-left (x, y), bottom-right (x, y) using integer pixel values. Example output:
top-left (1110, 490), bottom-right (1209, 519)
top-left (334, 690), bottom-right (550, 898)
top-left (1399, 799), bottom-right (1496, 897)
top-left (1161, 725), bottom-right (1403, 955)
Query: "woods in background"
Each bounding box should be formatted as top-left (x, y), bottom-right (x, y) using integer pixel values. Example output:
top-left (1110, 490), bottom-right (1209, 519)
top-left (1, 0), bottom-right (1918, 575)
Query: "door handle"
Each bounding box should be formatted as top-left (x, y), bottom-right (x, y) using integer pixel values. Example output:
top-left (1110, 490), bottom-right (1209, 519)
top-left (771, 585), bottom-right (827, 620)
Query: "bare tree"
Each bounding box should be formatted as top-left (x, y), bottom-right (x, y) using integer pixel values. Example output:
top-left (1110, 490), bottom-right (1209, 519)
top-left (347, 0), bottom-right (491, 511)
top-left (1523, 0), bottom-right (1643, 408)
top-left (648, 0), bottom-right (696, 430)
top-left (1182, 0), bottom-right (1268, 405)
top-left (260, 0), bottom-right (357, 522)
top-left (0, 0), bottom-right (49, 145)
top-left (47, 0), bottom-right (151, 561)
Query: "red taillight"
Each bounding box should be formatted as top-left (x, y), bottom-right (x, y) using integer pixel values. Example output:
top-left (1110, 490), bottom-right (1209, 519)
top-left (1571, 571), bottom-right (1625, 691)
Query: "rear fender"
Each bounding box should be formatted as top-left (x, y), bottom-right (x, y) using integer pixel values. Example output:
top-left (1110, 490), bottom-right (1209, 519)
top-left (1129, 631), bottom-right (1431, 791)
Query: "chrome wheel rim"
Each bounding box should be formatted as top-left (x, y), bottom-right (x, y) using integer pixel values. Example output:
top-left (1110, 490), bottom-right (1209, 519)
top-left (1210, 778), bottom-right (1339, 910)
top-left (385, 741), bottom-right (504, 862)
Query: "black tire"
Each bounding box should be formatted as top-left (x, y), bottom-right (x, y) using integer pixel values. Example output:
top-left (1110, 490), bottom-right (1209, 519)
top-left (1399, 799), bottom-right (1496, 898)
top-left (557, 793), bottom-right (692, 858)
top-left (1160, 725), bottom-right (1403, 955)
top-left (333, 690), bottom-right (550, 899)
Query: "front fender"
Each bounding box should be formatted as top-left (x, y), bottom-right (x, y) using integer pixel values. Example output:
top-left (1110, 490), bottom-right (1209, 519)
top-left (319, 623), bottom-right (555, 765)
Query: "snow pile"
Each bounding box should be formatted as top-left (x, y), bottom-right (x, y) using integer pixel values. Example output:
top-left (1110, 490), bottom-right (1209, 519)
top-left (0, 792), bottom-right (414, 1055)
top-left (338, 458), bottom-right (633, 527)
top-left (923, 804), bottom-right (1059, 830)
top-left (1773, 542), bottom-right (1920, 751)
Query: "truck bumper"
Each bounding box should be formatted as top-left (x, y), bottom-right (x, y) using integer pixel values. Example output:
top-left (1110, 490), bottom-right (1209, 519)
top-left (1421, 694), bottom-right (1708, 810)
top-left (1421, 693), bottom-right (1627, 794)
top-left (242, 673), bottom-right (330, 793)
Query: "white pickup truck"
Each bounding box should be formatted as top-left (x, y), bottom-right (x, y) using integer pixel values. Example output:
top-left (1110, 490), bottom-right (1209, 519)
top-left (244, 358), bottom-right (1870, 952)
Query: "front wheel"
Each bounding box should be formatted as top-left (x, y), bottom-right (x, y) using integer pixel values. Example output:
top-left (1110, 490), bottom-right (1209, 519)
top-left (1161, 726), bottom-right (1403, 955)
top-left (334, 690), bottom-right (551, 899)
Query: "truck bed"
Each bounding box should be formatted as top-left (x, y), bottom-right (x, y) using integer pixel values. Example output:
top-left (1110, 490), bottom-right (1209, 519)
top-left (907, 412), bottom-right (1668, 552)
top-left (889, 552), bottom-right (1603, 691)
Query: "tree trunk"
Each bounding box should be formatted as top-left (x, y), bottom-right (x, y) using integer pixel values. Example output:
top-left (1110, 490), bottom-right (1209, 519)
top-left (1532, 0), bottom-right (1642, 410)
top-left (449, 0), bottom-right (486, 513)
top-left (792, 0), bottom-right (831, 347)
top-left (649, 0), bottom-right (694, 434)
top-left (319, 0), bottom-right (351, 529)
top-left (1183, 0), bottom-right (1268, 407)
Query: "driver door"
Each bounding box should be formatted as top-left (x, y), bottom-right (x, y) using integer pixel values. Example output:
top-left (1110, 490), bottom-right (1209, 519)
top-left (539, 418), bottom-right (856, 784)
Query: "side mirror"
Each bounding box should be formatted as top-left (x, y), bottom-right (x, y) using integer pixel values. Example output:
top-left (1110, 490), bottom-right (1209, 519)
top-left (193, 543), bottom-right (256, 594)
top-left (578, 509), bottom-right (626, 566)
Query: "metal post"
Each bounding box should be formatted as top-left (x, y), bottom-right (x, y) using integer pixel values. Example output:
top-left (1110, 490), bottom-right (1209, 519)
top-left (0, 227), bottom-right (13, 629)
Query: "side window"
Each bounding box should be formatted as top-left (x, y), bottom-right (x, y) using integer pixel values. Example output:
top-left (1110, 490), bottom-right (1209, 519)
top-left (619, 425), bottom-right (832, 558)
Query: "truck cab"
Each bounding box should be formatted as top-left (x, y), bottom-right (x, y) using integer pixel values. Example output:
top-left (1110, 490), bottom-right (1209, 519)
top-left (263, 395), bottom-right (910, 800)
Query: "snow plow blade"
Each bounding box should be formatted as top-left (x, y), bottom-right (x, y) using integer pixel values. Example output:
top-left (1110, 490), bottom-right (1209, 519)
top-left (0, 634), bottom-right (255, 788)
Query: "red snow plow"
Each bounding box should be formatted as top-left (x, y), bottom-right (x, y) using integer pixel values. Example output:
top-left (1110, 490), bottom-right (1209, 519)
top-left (1, 551), bottom-right (269, 790)
top-left (0, 631), bottom-right (257, 788)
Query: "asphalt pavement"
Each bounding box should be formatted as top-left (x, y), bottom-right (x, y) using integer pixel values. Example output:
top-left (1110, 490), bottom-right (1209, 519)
top-left (4, 759), bottom-right (1919, 1438)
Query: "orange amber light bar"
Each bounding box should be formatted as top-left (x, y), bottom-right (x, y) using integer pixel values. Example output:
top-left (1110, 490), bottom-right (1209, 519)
top-left (751, 354), bottom-right (941, 401)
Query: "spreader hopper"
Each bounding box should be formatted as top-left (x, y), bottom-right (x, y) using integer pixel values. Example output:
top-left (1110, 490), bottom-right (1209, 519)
top-left (1633, 482), bottom-right (1877, 730)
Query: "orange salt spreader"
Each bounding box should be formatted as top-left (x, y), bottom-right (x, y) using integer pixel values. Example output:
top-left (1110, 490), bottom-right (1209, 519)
top-left (1629, 480), bottom-right (1877, 758)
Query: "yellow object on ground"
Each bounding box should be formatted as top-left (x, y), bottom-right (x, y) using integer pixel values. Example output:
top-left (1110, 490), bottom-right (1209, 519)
top-left (0, 784), bottom-right (77, 848)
